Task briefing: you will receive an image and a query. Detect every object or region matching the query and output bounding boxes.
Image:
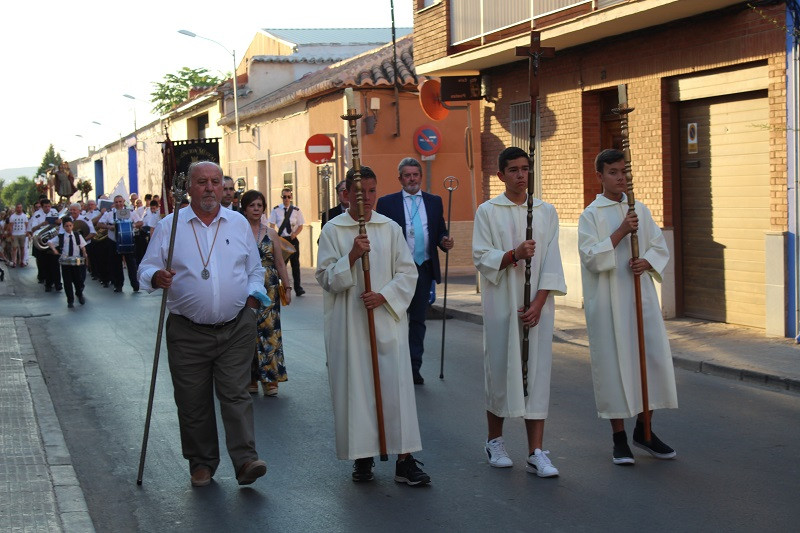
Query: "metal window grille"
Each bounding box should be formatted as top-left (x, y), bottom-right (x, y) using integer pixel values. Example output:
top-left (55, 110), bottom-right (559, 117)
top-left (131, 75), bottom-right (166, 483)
top-left (509, 100), bottom-right (542, 198)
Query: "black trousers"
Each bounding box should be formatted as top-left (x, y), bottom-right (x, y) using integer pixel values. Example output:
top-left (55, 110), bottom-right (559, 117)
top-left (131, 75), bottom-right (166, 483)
top-left (33, 246), bottom-right (44, 281)
top-left (61, 264), bottom-right (85, 303)
top-left (110, 247), bottom-right (139, 291)
top-left (43, 252), bottom-right (62, 289)
top-left (94, 238), bottom-right (114, 284)
top-left (85, 241), bottom-right (99, 278)
top-left (286, 237), bottom-right (302, 291)
top-left (134, 233), bottom-right (148, 265)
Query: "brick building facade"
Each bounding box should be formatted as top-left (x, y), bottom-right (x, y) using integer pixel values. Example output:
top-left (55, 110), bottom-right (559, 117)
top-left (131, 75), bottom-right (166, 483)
top-left (415, 1), bottom-right (791, 335)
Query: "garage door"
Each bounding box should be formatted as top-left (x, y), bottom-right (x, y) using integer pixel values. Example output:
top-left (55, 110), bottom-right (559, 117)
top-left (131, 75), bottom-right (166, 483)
top-left (679, 91), bottom-right (770, 328)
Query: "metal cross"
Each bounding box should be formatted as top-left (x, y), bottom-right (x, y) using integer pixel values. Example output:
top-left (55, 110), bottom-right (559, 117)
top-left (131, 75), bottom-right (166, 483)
top-left (515, 31), bottom-right (555, 98)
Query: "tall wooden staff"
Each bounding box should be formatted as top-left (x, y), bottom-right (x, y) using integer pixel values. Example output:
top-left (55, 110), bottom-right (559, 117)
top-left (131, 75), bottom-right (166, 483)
top-left (341, 88), bottom-right (388, 461)
top-left (613, 84), bottom-right (651, 441)
top-left (515, 31), bottom-right (554, 396)
top-left (438, 176), bottom-right (459, 379)
top-left (136, 172), bottom-right (187, 485)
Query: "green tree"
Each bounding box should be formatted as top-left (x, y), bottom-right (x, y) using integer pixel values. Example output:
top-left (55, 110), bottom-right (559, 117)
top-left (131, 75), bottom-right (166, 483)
top-left (1, 176), bottom-right (38, 210)
top-left (150, 67), bottom-right (225, 115)
top-left (36, 144), bottom-right (63, 178)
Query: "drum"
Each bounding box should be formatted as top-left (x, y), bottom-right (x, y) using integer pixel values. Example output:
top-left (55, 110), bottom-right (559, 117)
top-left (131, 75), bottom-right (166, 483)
top-left (60, 256), bottom-right (86, 266)
top-left (115, 219), bottom-right (135, 254)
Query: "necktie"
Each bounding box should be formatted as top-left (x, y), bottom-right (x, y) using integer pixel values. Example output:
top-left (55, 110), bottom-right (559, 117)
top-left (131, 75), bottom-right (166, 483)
top-left (410, 196), bottom-right (425, 265)
top-left (68, 234), bottom-right (74, 257)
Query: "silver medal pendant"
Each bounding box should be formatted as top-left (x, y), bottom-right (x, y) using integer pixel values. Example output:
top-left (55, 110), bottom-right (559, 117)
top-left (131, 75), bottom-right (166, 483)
top-left (201, 268), bottom-right (210, 280)
top-left (409, 228), bottom-right (414, 238)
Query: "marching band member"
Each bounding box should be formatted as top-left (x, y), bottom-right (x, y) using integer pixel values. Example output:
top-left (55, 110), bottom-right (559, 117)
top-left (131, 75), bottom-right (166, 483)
top-left (61, 203), bottom-right (95, 284)
top-left (138, 199), bottom-right (161, 263)
top-left (97, 195), bottom-right (142, 293)
top-left (30, 199), bottom-right (62, 292)
top-left (48, 217), bottom-right (87, 308)
top-left (83, 199), bottom-right (102, 280)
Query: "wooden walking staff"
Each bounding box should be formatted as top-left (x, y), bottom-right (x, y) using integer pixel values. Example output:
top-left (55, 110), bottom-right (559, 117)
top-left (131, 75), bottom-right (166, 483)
top-left (613, 84), bottom-right (652, 442)
top-left (515, 31), bottom-right (554, 397)
top-left (341, 87), bottom-right (388, 461)
top-left (439, 176), bottom-right (459, 380)
top-left (136, 172), bottom-right (187, 485)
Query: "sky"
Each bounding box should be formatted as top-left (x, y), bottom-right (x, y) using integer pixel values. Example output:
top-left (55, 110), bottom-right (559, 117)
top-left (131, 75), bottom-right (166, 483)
top-left (0, 0), bottom-right (414, 175)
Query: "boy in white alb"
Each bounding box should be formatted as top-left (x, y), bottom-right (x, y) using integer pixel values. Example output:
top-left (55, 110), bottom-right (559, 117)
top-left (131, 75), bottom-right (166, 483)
top-left (473, 147), bottom-right (566, 477)
top-left (578, 149), bottom-right (678, 465)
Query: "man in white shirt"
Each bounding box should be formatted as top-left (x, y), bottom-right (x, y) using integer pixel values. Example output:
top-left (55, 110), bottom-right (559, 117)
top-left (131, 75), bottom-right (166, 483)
top-left (83, 199), bottom-right (102, 281)
top-left (221, 176), bottom-right (235, 209)
top-left (138, 161), bottom-right (268, 488)
top-left (8, 203), bottom-right (30, 267)
top-left (141, 200), bottom-right (161, 233)
top-left (97, 195), bottom-right (143, 293)
top-left (268, 188), bottom-right (305, 295)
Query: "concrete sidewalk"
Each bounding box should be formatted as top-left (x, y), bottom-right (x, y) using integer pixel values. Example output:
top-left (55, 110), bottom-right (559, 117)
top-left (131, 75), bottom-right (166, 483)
top-left (431, 268), bottom-right (800, 393)
top-left (0, 270), bottom-right (94, 532)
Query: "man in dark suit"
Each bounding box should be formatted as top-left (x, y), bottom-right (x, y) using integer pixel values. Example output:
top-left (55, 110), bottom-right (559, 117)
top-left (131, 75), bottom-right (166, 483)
top-left (375, 157), bottom-right (454, 384)
top-left (321, 180), bottom-right (349, 228)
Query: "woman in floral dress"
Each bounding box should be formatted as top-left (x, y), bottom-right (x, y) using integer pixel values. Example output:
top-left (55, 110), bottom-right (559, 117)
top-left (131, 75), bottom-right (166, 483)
top-left (241, 190), bottom-right (291, 396)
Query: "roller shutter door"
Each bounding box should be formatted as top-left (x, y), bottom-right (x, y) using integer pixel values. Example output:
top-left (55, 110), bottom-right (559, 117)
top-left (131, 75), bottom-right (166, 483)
top-left (679, 91), bottom-right (769, 328)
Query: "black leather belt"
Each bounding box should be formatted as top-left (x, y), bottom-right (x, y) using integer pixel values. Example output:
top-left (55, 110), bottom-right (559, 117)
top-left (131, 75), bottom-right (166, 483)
top-left (174, 309), bottom-right (242, 329)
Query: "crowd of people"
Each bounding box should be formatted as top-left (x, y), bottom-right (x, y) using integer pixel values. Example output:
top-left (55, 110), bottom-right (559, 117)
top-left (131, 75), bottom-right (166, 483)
top-left (2, 148), bottom-right (679, 490)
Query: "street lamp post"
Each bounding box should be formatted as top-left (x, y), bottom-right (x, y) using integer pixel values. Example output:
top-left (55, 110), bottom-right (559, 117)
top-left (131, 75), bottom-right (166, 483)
top-left (123, 94), bottom-right (138, 131)
top-left (178, 29), bottom-right (243, 144)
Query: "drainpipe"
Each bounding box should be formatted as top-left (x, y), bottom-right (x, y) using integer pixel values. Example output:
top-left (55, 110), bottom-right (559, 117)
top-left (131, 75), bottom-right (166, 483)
top-left (793, 41), bottom-right (800, 341)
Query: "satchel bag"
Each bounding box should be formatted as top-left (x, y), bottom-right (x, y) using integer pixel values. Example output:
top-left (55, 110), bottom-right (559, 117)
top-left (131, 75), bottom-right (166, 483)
top-left (277, 236), bottom-right (296, 261)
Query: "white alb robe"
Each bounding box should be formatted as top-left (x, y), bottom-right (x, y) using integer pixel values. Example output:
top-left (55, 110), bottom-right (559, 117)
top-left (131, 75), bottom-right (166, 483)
top-left (473, 195), bottom-right (567, 418)
top-left (578, 194), bottom-right (678, 419)
top-left (316, 211), bottom-right (421, 459)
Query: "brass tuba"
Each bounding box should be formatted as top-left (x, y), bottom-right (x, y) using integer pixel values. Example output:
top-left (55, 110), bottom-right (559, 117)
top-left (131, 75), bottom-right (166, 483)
top-left (32, 212), bottom-right (68, 252)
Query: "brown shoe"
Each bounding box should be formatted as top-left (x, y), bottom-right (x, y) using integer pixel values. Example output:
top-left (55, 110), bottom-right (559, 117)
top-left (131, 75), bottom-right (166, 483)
top-left (190, 467), bottom-right (212, 487)
top-left (236, 459), bottom-right (267, 485)
top-left (262, 382), bottom-right (278, 397)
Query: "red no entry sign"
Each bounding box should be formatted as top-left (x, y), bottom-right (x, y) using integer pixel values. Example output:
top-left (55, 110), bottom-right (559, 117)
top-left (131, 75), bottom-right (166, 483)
top-left (413, 125), bottom-right (442, 157)
top-left (305, 134), bottom-right (335, 164)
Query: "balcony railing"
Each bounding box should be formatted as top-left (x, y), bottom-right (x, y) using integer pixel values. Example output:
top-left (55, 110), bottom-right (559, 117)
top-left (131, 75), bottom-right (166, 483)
top-left (450, 0), bottom-right (595, 45)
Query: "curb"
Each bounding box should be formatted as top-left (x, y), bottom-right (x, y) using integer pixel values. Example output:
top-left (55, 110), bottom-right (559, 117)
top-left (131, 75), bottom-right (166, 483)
top-left (431, 302), bottom-right (800, 395)
top-left (14, 318), bottom-right (96, 532)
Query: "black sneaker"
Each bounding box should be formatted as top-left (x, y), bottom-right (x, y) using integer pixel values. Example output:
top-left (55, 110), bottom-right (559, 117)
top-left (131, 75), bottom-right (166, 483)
top-left (352, 457), bottom-right (374, 482)
top-left (394, 455), bottom-right (431, 486)
top-left (633, 422), bottom-right (676, 459)
top-left (612, 430), bottom-right (635, 465)
top-left (295, 287), bottom-right (305, 296)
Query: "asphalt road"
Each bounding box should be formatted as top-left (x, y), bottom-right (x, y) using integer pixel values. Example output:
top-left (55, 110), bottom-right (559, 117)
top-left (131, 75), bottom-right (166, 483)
top-left (6, 266), bottom-right (800, 532)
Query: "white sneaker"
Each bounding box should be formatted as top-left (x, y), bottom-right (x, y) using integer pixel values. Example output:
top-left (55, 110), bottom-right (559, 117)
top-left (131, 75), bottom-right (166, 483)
top-left (526, 449), bottom-right (559, 477)
top-left (485, 437), bottom-right (513, 468)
